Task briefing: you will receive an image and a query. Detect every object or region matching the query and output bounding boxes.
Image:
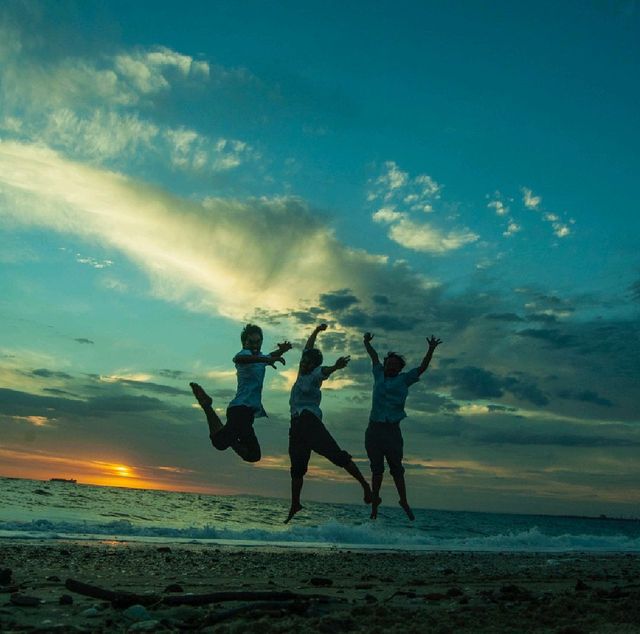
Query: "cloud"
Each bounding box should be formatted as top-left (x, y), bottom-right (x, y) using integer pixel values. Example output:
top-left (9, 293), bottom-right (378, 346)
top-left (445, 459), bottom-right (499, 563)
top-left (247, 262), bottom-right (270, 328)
top-left (522, 187), bottom-right (542, 210)
top-left (0, 141), bottom-right (441, 328)
top-left (517, 328), bottom-right (576, 349)
top-left (74, 338), bottom-right (95, 345)
top-left (387, 218), bottom-right (479, 254)
top-left (521, 187), bottom-right (572, 238)
top-left (557, 389), bottom-right (614, 407)
top-left (368, 162), bottom-right (477, 254)
top-left (0, 27), bottom-right (255, 174)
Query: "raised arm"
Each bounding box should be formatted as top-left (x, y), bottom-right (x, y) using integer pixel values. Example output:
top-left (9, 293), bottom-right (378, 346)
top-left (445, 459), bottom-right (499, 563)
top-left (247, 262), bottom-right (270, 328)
top-left (321, 355), bottom-right (351, 378)
top-left (363, 332), bottom-right (379, 365)
top-left (417, 335), bottom-right (442, 375)
top-left (304, 323), bottom-right (327, 350)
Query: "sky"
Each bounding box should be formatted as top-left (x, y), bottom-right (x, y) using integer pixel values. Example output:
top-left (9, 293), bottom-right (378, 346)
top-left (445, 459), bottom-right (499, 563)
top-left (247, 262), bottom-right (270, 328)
top-left (1, 0), bottom-right (639, 517)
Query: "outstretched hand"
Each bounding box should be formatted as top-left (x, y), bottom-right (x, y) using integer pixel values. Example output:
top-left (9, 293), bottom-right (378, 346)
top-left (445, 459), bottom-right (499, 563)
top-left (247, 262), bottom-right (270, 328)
top-left (277, 341), bottom-right (292, 354)
top-left (363, 332), bottom-right (374, 343)
top-left (427, 335), bottom-right (442, 350)
top-left (316, 323), bottom-right (328, 332)
top-left (335, 355), bottom-right (351, 369)
top-left (267, 356), bottom-right (286, 368)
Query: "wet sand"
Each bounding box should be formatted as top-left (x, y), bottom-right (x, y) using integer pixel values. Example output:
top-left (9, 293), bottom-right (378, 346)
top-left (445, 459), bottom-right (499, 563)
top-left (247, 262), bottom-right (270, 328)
top-left (1, 540), bottom-right (639, 633)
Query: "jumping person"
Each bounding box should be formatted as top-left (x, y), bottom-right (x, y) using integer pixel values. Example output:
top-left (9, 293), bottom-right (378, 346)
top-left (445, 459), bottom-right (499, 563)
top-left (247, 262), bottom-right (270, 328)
top-left (363, 332), bottom-right (442, 520)
top-left (285, 323), bottom-right (374, 523)
top-left (190, 324), bottom-right (291, 463)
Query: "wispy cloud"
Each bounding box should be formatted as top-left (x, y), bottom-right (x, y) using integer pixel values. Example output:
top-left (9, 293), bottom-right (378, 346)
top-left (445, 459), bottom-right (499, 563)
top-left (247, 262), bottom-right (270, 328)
top-left (368, 161), bottom-right (478, 254)
top-left (0, 142), bottom-right (437, 327)
top-left (521, 186), bottom-right (573, 238)
top-left (0, 25), bottom-right (255, 175)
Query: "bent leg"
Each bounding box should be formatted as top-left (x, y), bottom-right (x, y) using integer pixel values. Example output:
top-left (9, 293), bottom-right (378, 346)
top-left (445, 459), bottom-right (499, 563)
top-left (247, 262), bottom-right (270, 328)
top-left (305, 411), bottom-right (373, 505)
top-left (190, 382), bottom-right (223, 441)
top-left (226, 406), bottom-right (261, 462)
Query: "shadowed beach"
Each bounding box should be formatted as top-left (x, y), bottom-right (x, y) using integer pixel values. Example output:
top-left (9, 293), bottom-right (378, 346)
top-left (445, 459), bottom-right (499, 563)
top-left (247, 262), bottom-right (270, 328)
top-left (1, 541), bottom-right (640, 632)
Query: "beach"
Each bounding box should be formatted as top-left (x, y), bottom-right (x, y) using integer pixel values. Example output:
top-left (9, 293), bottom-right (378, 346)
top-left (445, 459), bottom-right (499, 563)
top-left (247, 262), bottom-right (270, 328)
top-left (1, 541), bottom-right (639, 633)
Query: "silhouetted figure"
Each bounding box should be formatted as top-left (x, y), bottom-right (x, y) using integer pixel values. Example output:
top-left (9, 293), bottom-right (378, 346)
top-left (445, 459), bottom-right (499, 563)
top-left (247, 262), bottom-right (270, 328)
top-left (190, 324), bottom-right (291, 463)
top-left (363, 332), bottom-right (442, 520)
top-left (285, 323), bottom-right (374, 523)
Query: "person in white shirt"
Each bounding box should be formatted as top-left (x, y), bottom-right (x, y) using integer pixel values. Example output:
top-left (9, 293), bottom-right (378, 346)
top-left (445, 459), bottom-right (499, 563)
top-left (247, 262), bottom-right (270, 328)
top-left (363, 332), bottom-right (441, 520)
top-left (190, 324), bottom-right (291, 463)
top-left (285, 323), bottom-right (374, 523)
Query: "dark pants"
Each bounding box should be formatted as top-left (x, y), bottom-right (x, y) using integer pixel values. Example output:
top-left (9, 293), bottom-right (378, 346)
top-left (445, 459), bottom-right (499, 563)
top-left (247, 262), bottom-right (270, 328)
top-left (289, 410), bottom-right (351, 478)
top-left (365, 420), bottom-right (404, 476)
top-left (211, 405), bottom-right (261, 463)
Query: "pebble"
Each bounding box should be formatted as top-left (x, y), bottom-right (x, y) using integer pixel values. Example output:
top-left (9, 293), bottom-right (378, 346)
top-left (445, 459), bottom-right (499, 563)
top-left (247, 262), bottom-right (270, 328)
top-left (80, 607), bottom-right (100, 618)
top-left (123, 604), bottom-right (151, 621)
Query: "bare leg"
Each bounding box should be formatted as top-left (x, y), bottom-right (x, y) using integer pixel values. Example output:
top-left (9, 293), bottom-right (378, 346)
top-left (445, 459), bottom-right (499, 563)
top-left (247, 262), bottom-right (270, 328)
top-left (370, 472), bottom-right (383, 520)
top-left (190, 382), bottom-right (223, 437)
top-left (285, 477), bottom-right (304, 523)
top-left (392, 473), bottom-right (415, 521)
top-left (344, 460), bottom-right (375, 504)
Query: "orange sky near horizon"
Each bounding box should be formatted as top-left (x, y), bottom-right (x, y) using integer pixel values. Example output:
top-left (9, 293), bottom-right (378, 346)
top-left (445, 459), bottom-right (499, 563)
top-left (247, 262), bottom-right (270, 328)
top-left (0, 447), bottom-right (237, 495)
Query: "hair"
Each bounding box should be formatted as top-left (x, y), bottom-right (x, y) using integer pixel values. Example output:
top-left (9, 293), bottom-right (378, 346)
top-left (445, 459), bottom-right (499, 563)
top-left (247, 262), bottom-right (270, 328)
top-left (301, 347), bottom-right (323, 369)
top-left (241, 323), bottom-right (263, 346)
top-left (383, 352), bottom-right (406, 370)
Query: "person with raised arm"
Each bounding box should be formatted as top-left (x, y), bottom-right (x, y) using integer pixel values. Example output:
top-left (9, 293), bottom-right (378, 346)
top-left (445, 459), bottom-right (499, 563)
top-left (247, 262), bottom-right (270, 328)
top-left (285, 323), bottom-right (374, 523)
top-left (190, 324), bottom-right (291, 463)
top-left (363, 332), bottom-right (442, 520)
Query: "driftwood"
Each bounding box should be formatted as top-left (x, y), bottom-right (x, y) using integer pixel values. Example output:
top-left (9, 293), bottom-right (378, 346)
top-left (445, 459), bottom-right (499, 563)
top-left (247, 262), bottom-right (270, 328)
top-left (65, 578), bottom-right (337, 608)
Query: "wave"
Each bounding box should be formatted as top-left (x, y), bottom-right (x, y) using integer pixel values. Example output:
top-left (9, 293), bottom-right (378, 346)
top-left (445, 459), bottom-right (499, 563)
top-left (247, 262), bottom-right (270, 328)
top-left (1, 519), bottom-right (639, 552)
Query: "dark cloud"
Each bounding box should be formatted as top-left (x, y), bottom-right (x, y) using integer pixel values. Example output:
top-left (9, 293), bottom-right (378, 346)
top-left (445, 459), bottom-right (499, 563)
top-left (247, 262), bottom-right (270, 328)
top-left (30, 368), bottom-right (73, 379)
top-left (0, 387), bottom-right (181, 418)
top-left (448, 367), bottom-right (505, 400)
top-left (318, 289), bottom-right (359, 312)
top-left (485, 313), bottom-right (524, 322)
top-left (43, 388), bottom-right (78, 397)
top-left (502, 377), bottom-right (549, 406)
top-left (557, 389), bottom-right (614, 407)
top-left (630, 280), bottom-right (640, 302)
top-left (527, 313), bottom-right (558, 324)
top-left (477, 429), bottom-right (639, 447)
top-left (517, 328), bottom-right (576, 348)
top-left (157, 369), bottom-right (188, 380)
top-left (74, 338), bottom-right (94, 344)
top-left (372, 294), bottom-right (390, 305)
top-left (112, 378), bottom-right (191, 397)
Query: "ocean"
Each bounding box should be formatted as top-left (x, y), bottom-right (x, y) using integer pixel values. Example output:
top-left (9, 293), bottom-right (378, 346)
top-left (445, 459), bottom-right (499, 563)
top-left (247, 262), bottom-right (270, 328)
top-left (1, 477), bottom-right (638, 552)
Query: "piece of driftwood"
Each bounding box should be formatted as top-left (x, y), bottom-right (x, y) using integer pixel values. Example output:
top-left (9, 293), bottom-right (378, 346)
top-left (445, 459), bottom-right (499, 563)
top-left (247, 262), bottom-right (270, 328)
top-left (65, 578), bottom-right (337, 608)
top-left (65, 578), bottom-right (155, 608)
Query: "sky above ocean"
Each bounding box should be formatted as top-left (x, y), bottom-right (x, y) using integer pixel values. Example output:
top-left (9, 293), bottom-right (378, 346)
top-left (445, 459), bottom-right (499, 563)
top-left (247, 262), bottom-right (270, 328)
top-left (1, 0), bottom-right (639, 516)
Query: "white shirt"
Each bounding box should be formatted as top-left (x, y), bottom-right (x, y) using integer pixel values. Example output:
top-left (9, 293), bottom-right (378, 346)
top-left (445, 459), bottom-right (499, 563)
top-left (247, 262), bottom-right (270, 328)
top-left (289, 366), bottom-right (325, 419)
top-left (229, 349), bottom-right (268, 417)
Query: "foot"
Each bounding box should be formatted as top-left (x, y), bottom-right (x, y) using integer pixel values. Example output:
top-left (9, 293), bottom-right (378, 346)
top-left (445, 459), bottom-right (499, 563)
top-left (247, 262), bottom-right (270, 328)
top-left (190, 382), bottom-right (213, 408)
top-left (399, 499), bottom-right (415, 521)
top-left (284, 503), bottom-right (303, 524)
top-left (370, 495), bottom-right (382, 520)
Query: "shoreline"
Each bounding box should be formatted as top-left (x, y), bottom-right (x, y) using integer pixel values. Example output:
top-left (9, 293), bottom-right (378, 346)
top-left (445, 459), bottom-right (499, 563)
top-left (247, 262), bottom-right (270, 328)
top-left (1, 540), bottom-right (639, 632)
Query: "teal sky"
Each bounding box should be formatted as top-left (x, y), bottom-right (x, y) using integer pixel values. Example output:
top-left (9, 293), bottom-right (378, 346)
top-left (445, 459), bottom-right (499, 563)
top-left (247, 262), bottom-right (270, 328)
top-left (1, 0), bottom-right (639, 516)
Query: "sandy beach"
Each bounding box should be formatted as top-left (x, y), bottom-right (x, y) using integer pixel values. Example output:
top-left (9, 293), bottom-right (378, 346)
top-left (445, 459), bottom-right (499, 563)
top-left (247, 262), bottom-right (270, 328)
top-left (1, 541), bottom-right (639, 633)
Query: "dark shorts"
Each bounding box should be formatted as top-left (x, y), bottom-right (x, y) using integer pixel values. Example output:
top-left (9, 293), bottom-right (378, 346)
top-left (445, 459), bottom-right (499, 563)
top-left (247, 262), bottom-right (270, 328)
top-left (365, 420), bottom-right (404, 476)
top-left (211, 405), bottom-right (261, 463)
top-left (289, 410), bottom-right (352, 478)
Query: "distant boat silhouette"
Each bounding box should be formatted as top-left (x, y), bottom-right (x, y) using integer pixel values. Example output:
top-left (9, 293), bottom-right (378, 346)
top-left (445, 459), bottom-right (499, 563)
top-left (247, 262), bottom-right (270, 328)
top-left (49, 478), bottom-right (77, 484)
